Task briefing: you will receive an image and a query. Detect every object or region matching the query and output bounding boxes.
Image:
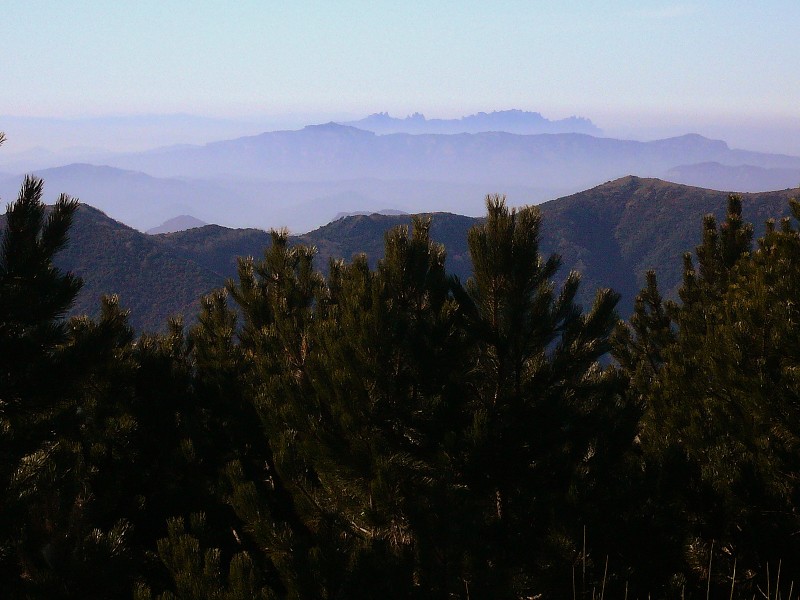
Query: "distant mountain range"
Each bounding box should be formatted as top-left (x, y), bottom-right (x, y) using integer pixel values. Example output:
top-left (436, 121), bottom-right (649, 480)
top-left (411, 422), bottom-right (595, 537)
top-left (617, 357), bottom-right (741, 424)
top-left (4, 114), bottom-right (800, 235)
top-left (339, 110), bottom-right (603, 136)
top-left (104, 125), bottom-right (800, 190)
top-left (4, 177), bottom-right (797, 331)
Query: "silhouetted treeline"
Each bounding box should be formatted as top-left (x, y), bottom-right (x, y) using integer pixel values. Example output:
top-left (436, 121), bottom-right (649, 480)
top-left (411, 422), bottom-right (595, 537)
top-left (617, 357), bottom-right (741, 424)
top-left (3, 171), bottom-right (800, 598)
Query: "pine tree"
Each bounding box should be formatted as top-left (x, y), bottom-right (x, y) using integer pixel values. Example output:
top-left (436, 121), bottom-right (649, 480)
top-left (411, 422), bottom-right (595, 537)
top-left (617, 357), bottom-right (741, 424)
top-left (0, 169), bottom-right (208, 597)
top-left (222, 230), bottom-right (331, 598)
top-left (457, 195), bottom-right (623, 597)
top-left (134, 514), bottom-right (274, 600)
top-left (215, 219), bottom-right (477, 598)
top-left (0, 176), bottom-right (82, 426)
top-left (0, 174), bottom-right (84, 594)
top-left (144, 197), bottom-right (631, 598)
top-left (301, 217), bottom-right (470, 598)
top-left (616, 195), bottom-right (800, 595)
top-left (0, 176), bottom-right (144, 596)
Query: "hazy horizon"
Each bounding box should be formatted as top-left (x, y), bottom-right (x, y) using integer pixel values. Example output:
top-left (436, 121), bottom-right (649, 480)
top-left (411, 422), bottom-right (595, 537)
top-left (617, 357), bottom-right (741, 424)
top-left (4, 2), bottom-right (800, 157)
top-left (5, 2), bottom-right (800, 234)
top-left (3, 108), bottom-right (800, 160)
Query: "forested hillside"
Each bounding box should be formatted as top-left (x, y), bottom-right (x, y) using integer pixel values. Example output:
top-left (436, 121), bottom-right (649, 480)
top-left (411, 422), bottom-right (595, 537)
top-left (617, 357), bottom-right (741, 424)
top-left (0, 203), bottom-right (220, 330)
top-left (536, 176), bottom-right (799, 313)
top-left (4, 163), bottom-right (800, 597)
top-left (5, 176), bottom-right (796, 330)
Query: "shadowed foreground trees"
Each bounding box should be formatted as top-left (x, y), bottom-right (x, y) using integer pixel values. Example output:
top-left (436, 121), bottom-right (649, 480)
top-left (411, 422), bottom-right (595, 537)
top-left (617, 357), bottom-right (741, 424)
top-left (5, 164), bottom-right (800, 598)
top-left (145, 197), bottom-right (624, 599)
top-left (0, 174), bottom-right (139, 596)
top-left (615, 196), bottom-right (800, 595)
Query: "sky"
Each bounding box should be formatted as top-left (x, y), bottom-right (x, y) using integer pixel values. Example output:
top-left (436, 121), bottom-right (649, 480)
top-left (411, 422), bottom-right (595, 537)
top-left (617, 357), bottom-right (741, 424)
top-left (4, 1), bottom-right (800, 153)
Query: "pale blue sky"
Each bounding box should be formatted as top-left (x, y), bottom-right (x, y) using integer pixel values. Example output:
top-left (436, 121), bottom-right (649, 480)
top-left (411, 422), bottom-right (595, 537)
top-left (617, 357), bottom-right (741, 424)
top-left (4, 2), bottom-right (800, 150)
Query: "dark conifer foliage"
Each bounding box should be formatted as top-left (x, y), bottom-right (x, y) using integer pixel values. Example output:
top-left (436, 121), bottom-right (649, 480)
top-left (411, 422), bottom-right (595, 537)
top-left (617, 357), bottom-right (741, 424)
top-left (0, 172), bottom-right (138, 597)
top-left (0, 172), bottom-right (78, 590)
top-left (0, 176), bottom-right (82, 417)
top-left (7, 146), bottom-right (800, 599)
top-left (457, 196), bottom-right (625, 596)
top-left (615, 195), bottom-right (800, 596)
top-left (137, 199), bottom-right (622, 599)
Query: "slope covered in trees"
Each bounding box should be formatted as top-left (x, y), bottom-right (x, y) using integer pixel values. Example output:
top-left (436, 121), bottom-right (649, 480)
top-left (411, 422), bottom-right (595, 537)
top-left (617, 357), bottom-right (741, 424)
top-left (46, 204), bottom-right (219, 329)
top-left (4, 176), bottom-right (796, 330)
top-left (5, 152), bottom-right (800, 597)
top-left (612, 195), bottom-right (800, 590)
top-left (537, 176), bottom-right (800, 313)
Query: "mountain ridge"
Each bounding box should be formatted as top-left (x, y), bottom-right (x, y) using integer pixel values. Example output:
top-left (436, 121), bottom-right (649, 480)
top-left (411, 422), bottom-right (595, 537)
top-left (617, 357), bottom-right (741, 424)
top-left (339, 109), bottom-right (602, 136)
top-left (103, 128), bottom-right (800, 188)
top-left (6, 126), bottom-right (800, 234)
top-left (4, 176), bottom-right (799, 331)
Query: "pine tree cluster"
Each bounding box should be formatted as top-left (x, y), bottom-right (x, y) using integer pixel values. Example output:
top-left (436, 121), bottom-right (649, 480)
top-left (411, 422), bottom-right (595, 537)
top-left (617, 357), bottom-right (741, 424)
top-left (4, 151), bottom-right (800, 597)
